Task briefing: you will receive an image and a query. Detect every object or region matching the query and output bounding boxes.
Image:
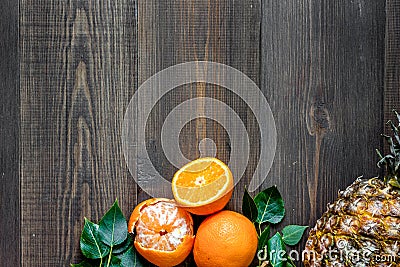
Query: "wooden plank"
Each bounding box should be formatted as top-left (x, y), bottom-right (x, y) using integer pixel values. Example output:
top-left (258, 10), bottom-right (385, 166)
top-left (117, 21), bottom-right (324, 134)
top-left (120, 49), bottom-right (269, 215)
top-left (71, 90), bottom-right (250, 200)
top-left (20, 1), bottom-right (137, 265)
top-left (385, 0), bottom-right (400, 137)
top-left (261, 0), bottom-right (386, 261)
top-left (137, 0), bottom-right (261, 211)
top-left (0, 0), bottom-right (20, 265)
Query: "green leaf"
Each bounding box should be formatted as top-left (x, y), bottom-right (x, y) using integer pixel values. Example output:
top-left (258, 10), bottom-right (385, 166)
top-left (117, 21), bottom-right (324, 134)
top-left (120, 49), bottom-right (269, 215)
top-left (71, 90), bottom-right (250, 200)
top-left (388, 177), bottom-right (400, 189)
top-left (102, 255), bottom-right (122, 267)
top-left (254, 186), bottom-right (285, 224)
top-left (113, 235), bottom-right (133, 255)
top-left (242, 188), bottom-right (258, 222)
top-left (258, 225), bottom-right (270, 251)
top-left (282, 225), bottom-right (308, 246)
top-left (98, 200), bottom-right (128, 247)
top-left (267, 232), bottom-right (286, 267)
top-left (117, 246), bottom-right (146, 267)
top-left (285, 255), bottom-right (296, 267)
top-left (80, 218), bottom-right (110, 259)
top-left (71, 261), bottom-right (96, 267)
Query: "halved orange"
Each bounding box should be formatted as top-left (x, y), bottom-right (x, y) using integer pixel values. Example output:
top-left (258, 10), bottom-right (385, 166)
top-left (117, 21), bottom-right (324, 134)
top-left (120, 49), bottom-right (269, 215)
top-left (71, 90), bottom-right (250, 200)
top-left (128, 198), bottom-right (195, 267)
top-left (171, 157), bottom-right (234, 215)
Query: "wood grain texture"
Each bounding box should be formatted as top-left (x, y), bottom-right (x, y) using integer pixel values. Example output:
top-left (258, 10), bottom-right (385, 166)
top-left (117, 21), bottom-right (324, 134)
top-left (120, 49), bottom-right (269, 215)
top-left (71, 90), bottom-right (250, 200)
top-left (20, 1), bottom-right (136, 265)
top-left (137, 2), bottom-right (260, 264)
top-left (137, 0), bottom-right (261, 209)
top-left (261, 0), bottom-right (385, 263)
top-left (385, 0), bottom-right (400, 137)
top-left (12, 0), bottom-right (393, 266)
top-left (0, 0), bottom-right (19, 265)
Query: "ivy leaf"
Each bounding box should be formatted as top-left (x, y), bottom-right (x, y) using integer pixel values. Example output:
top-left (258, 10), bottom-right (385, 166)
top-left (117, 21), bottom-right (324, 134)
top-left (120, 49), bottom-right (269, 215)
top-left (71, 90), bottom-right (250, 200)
top-left (285, 262), bottom-right (295, 267)
top-left (80, 218), bottom-right (110, 259)
top-left (113, 235), bottom-right (133, 255)
top-left (267, 232), bottom-right (286, 267)
top-left (258, 225), bottom-right (270, 251)
top-left (242, 187), bottom-right (258, 222)
top-left (70, 260), bottom-right (96, 267)
top-left (282, 225), bottom-right (308, 246)
top-left (254, 186), bottom-right (285, 224)
top-left (98, 200), bottom-right (127, 247)
top-left (117, 246), bottom-right (146, 267)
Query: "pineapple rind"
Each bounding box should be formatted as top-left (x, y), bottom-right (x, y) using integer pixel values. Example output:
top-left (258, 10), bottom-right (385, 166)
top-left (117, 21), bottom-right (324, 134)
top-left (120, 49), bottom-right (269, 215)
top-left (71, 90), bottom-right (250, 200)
top-left (304, 178), bottom-right (400, 267)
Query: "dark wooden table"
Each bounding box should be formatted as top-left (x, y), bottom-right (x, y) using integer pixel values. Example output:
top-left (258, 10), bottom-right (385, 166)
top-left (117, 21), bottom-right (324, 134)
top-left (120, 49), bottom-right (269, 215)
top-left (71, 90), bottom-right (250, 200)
top-left (1, 0), bottom-right (400, 266)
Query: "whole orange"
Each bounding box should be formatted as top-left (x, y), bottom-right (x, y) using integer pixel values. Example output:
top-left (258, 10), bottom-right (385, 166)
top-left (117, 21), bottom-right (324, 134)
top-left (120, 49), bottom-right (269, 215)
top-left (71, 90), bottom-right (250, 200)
top-left (193, 210), bottom-right (258, 267)
top-left (128, 198), bottom-right (195, 267)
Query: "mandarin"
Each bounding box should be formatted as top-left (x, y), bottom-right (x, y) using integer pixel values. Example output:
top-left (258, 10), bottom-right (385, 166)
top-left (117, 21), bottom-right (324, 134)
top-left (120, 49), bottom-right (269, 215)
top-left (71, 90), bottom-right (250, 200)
top-left (128, 198), bottom-right (194, 267)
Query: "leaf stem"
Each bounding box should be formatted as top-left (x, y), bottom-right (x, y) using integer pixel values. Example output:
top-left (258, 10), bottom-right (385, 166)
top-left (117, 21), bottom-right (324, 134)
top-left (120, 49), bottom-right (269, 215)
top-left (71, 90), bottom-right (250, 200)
top-left (106, 247), bottom-right (113, 267)
top-left (258, 223), bottom-right (262, 267)
top-left (287, 254), bottom-right (296, 266)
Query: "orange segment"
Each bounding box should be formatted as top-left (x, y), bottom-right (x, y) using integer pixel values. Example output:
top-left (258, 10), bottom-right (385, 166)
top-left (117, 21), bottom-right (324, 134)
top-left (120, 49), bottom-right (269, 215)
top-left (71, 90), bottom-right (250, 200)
top-left (135, 201), bottom-right (192, 251)
top-left (172, 157), bottom-right (234, 215)
top-left (174, 161), bottom-right (225, 187)
top-left (128, 198), bottom-right (194, 267)
top-left (174, 173), bottom-right (230, 204)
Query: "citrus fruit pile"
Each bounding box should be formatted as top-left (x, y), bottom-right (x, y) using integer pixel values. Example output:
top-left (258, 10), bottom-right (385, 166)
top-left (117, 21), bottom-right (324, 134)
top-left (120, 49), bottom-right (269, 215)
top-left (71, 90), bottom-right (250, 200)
top-left (128, 157), bottom-right (258, 267)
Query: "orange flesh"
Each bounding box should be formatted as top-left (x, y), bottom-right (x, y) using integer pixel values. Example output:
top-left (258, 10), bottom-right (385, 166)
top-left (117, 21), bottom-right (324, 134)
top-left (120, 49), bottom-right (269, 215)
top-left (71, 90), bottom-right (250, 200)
top-left (175, 175), bottom-right (230, 203)
top-left (135, 201), bottom-right (192, 251)
top-left (175, 162), bottom-right (225, 187)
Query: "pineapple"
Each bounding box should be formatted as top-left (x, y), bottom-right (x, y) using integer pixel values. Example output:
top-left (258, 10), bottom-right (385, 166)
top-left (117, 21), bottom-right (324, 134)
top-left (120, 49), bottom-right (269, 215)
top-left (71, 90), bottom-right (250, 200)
top-left (304, 114), bottom-right (400, 267)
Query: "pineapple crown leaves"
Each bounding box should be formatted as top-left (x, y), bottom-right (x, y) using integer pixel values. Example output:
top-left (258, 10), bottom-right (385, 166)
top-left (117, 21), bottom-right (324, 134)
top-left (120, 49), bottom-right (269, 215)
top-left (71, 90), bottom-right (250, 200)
top-left (376, 110), bottom-right (400, 189)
